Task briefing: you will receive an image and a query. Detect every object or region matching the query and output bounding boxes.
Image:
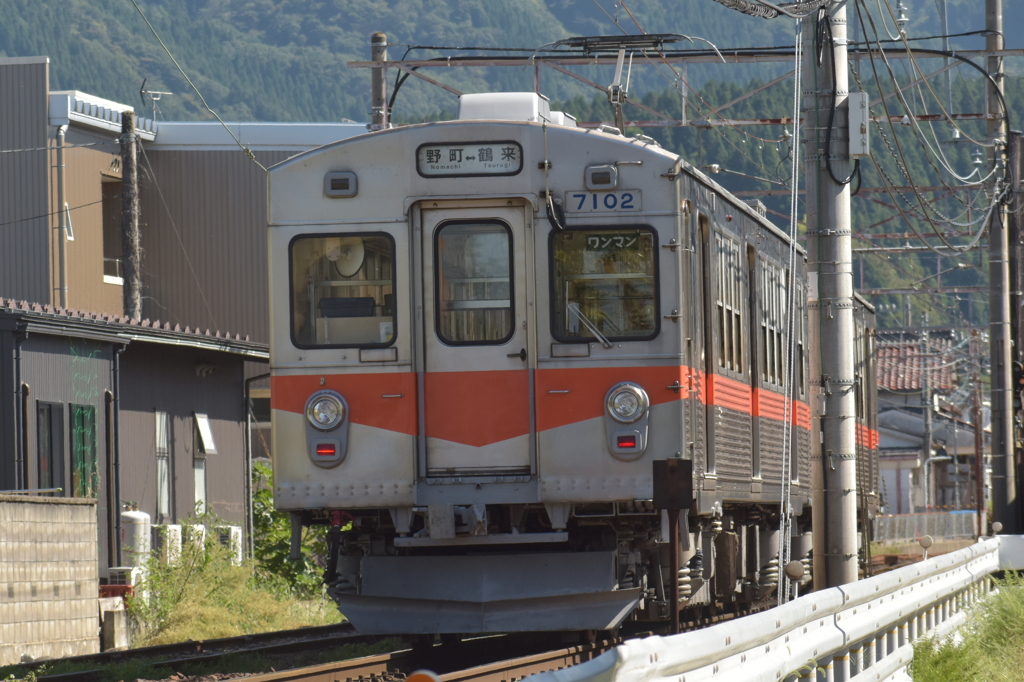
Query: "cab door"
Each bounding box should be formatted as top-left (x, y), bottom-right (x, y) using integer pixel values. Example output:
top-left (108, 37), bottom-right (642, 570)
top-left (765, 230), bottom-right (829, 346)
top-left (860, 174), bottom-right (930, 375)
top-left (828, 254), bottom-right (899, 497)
top-left (420, 204), bottom-right (533, 475)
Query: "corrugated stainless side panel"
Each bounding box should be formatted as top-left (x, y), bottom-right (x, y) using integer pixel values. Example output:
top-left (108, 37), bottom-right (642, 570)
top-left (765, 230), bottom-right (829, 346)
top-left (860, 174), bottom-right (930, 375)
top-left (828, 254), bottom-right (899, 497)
top-left (758, 416), bottom-right (784, 482)
top-left (714, 405), bottom-right (751, 481)
top-left (20, 334), bottom-right (113, 572)
top-left (0, 59), bottom-right (51, 304)
top-left (798, 428), bottom-right (811, 485)
top-left (137, 149), bottom-right (293, 342)
top-left (119, 343), bottom-right (246, 525)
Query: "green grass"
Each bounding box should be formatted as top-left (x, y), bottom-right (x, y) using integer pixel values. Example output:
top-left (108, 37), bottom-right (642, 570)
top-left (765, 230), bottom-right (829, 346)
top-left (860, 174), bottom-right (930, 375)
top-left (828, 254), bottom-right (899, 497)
top-left (910, 573), bottom-right (1024, 681)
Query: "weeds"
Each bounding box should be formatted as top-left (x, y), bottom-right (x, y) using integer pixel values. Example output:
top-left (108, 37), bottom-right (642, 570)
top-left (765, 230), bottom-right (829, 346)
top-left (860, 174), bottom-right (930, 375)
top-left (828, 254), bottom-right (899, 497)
top-left (127, 504), bottom-right (340, 647)
top-left (910, 572), bottom-right (1024, 681)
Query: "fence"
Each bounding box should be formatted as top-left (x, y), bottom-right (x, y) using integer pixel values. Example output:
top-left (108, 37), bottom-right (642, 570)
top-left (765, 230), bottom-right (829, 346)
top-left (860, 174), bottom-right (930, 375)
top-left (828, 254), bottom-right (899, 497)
top-left (530, 538), bottom-right (1001, 682)
top-left (873, 511), bottom-right (977, 545)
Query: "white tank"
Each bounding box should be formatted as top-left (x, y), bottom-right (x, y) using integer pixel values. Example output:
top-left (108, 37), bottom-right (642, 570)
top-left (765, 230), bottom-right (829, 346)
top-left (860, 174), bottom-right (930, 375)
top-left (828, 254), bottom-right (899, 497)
top-left (120, 510), bottom-right (152, 567)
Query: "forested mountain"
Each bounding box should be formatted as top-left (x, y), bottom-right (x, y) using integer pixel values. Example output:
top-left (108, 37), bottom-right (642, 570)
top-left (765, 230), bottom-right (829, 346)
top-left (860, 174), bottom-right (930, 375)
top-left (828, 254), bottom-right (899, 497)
top-left (2, 0), bottom-right (1021, 329)
top-left (1, 0), bottom-right (1019, 122)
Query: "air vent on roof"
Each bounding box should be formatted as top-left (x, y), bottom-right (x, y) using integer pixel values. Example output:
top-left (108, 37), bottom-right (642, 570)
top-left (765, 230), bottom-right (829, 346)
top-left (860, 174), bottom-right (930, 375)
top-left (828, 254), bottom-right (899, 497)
top-left (744, 199), bottom-right (767, 218)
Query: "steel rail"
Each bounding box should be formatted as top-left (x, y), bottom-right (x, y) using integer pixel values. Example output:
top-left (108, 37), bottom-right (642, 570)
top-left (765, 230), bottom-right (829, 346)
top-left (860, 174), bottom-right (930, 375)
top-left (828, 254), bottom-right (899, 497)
top-left (30, 622), bottom-right (364, 682)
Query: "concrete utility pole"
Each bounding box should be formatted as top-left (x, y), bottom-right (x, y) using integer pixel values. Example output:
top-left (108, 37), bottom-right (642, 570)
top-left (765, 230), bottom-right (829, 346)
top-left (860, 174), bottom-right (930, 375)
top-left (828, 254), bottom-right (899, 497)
top-left (922, 324), bottom-right (933, 508)
top-left (370, 32), bottom-right (389, 129)
top-left (55, 124), bottom-right (68, 309)
top-left (986, 0), bottom-right (1018, 532)
top-left (972, 330), bottom-right (986, 536)
top-left (806, 1), bottom-right (859, 588)
top-left (120, 111), bottom-right (141, 321)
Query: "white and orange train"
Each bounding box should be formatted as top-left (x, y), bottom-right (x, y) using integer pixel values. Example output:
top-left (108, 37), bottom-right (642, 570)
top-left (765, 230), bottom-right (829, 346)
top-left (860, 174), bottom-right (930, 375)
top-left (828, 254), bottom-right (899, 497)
top-left (267, 93), bottom-right (878, 634)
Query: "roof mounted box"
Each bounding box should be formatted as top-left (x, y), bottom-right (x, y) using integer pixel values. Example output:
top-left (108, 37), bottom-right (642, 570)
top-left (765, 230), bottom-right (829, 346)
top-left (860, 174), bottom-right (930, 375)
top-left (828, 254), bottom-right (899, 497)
top-left (457, 92), bottom-right (575, 127)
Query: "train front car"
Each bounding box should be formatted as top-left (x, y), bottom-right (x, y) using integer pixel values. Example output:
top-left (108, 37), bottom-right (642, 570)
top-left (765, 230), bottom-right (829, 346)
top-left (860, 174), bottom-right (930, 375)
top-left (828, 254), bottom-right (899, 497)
top-left (267, 93), bottom-right (812, 635)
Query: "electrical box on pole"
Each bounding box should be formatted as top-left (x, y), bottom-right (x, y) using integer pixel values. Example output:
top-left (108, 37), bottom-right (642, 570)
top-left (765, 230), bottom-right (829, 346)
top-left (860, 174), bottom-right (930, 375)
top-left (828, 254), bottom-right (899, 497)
top-left (848, 92), bottom-right (870, 158)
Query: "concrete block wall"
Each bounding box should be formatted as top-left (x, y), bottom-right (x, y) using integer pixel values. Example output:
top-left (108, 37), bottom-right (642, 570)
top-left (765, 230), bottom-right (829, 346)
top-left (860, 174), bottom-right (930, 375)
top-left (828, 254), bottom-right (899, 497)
top-left (0, 495), bottom-right (99, 665)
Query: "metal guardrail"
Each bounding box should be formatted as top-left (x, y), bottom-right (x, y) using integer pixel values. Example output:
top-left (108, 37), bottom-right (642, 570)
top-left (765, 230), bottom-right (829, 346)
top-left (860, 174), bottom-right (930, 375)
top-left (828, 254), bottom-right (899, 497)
top-left (529, 538), bottom-right (1001, 682)
top-left (873, 511), bottom-right (977, 545)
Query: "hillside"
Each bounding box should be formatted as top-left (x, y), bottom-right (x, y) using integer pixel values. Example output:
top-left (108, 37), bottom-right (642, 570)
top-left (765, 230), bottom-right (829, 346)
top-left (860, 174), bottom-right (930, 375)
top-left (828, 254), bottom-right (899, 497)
top-left (2, 0), bottom-right (1017, 123)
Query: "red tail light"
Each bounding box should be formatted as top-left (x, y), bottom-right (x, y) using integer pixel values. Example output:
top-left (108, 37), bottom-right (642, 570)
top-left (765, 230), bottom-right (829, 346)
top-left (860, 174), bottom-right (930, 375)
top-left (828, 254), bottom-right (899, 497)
top-left (316, 443), bottom-right (336, 457)
top-left (617, 435), bottom-right (637, 448)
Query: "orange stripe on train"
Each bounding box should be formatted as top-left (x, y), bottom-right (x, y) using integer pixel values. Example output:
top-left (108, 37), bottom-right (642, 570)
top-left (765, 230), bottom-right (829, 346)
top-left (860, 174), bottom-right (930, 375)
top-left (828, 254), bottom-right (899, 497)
top-left (271, 373), bottom-right (418, 436)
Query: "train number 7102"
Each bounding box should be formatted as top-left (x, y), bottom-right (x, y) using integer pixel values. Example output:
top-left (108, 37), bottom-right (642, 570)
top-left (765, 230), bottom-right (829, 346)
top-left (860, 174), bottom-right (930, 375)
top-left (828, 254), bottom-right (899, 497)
top-left (565, 190), bottom-right (642, 212)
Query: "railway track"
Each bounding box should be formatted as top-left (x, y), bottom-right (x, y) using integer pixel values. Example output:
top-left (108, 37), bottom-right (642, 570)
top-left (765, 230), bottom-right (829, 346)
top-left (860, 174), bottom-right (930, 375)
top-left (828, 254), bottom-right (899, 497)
top-left (24, 622), bottom-right (373, 682)
top-left (237, 634), bottom-right (618, 682)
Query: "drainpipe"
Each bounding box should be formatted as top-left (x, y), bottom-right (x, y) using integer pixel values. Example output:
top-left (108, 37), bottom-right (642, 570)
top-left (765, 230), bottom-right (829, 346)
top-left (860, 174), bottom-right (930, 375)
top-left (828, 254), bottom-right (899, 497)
top-left (113, 344), bottom-right (126, 565)
top-left (56, 125), bottom-right (68, 309)
top-left (244, 371), bottom-right (270, 562)
top-left (13, 329), bottom-right (27, 490)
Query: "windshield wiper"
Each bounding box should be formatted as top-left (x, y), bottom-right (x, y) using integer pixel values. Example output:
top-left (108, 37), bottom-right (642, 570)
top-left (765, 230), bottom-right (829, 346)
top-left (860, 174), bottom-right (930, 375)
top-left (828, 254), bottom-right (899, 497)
top-left (567, 302), bottom-right (613, 348)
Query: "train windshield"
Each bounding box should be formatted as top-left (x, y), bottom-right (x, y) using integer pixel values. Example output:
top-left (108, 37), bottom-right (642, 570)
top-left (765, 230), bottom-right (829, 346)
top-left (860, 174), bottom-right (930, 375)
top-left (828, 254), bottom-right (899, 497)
top-left (551, 228), bottom-right (658, 342)
top-left (289, 233), bottom-right (396, 347)
top-left (435, 221), bottom-right (513, 345)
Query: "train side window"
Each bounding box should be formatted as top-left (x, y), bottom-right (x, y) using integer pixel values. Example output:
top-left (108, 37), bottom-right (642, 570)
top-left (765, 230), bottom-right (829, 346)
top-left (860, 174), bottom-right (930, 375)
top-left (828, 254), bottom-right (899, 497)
top-left (760, 260), bottom-right (785, 387)
top-left (715, 232), bottom-right (743, 373)
top-left (434, 221), bottom-right (514, 345)
top-left (550, 227), bottom-right (659, 343)
top-left (289, 233), bottom-right (396, 348)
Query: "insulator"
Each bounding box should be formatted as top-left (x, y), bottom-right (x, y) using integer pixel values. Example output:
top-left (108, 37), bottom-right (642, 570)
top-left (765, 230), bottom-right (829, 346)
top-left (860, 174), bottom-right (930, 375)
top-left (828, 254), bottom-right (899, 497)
top-left (760, 556), bottom-right (780, 587)
top-left (711, 518), bottom-right (723, 534)
top-left (619, 566), bottom-right (636, 590)
top-left (801, 555), bottom-right (813, 584)
top-left (332, 575), bottom-right (357, 594)
top-left (677, 567), bottom-right (692, 599)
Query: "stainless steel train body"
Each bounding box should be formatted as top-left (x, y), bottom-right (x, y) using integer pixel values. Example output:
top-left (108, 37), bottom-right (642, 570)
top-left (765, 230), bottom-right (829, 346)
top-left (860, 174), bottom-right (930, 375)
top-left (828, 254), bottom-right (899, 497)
top-left (267, 93), bottom-right (868, 634)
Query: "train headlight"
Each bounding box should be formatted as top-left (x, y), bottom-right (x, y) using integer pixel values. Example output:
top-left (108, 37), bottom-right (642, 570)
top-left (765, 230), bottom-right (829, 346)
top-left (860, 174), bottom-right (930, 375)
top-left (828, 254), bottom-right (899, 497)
top-left (606, 383), bottom-right (649, 424)
top-left (306, 392), bottom-right (345, 431)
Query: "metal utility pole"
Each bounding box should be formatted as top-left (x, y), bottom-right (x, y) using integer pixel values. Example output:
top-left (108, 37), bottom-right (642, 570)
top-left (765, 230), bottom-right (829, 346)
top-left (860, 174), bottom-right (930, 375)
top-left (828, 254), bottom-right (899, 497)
top-left (370, 32), bottom-right (388, 129)
top-left (972, 330), bottom-right (986, 536)
top-left (922, 324), bottom-right (933, 509)
top-left (120, 111), bottom-right (141, 321)
top-left (806, 2), bottom-right (859, 588)
top-left (986, 0), bottom-right (1018, 532)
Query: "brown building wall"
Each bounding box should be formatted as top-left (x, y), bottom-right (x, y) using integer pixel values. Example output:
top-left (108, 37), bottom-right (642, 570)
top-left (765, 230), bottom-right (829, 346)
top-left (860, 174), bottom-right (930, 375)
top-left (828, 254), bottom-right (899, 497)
top-left (0, 58), bottom-right (52, 305)
top-left (119, 342), bottom-right (246, 526)
top-left (137, 149), bottom-right (293, 342)
top-left (51, 129), bottom-right (125, 316)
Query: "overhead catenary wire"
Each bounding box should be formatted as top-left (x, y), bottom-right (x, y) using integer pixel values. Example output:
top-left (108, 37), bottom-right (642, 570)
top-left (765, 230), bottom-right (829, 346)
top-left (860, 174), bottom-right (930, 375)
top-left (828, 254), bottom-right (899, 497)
top-left (127, 0), bottom-right (267, 172)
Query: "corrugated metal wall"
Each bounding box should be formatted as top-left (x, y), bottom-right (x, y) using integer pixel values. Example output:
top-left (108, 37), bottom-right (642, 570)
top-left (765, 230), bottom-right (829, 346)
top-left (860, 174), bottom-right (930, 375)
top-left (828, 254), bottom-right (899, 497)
top-left (0, 58), bottom-right (51, 305)
top-left (120, 342), bottom-right (246, 525)
top-left (20, 333), bottom-right (113, 571)
top-left (137, 149), bottom-right (293, 342)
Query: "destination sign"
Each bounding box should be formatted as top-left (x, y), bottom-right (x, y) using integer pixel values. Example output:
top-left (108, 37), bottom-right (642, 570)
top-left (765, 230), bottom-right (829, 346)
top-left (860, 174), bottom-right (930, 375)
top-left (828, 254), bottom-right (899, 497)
top-left (416, 141), bottom-right (523, 178)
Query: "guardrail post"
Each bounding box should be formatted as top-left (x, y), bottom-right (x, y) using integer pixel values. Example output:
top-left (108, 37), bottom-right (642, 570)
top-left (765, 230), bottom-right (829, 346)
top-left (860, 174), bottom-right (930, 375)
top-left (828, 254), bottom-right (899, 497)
top-left (898, 620), bottom-right (908, 648)
top-left (862, 638), bottom-right (874, 668)
top-left (818, 655), bottom-right (834, 681)
top-left (926, 606), bottom-right (935, 632)
top-left (833, 652), bottom-right (849, 682)
top-left (849, 644), bottom-right (862, 676)
top-left (886, 626), bottom-right (897, 655)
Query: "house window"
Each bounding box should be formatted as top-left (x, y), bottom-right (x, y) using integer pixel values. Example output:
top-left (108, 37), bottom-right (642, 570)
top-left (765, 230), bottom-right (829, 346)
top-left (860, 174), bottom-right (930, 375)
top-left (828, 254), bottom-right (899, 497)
top-left (193, 413), bottom-right (216, 515)
top-left (102, 181), bottom-right (124, 284)
top-left (70, 405), bottom-right (98, 498)
top-left (37, 402), bottom-right (65, 494)
top-left (156, 411), bottom-right (171, 521)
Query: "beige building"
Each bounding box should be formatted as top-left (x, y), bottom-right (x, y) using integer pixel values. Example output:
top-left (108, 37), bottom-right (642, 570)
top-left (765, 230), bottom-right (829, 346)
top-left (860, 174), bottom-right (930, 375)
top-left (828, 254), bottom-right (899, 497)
top-left (0, 55), bottom-right (365, 343)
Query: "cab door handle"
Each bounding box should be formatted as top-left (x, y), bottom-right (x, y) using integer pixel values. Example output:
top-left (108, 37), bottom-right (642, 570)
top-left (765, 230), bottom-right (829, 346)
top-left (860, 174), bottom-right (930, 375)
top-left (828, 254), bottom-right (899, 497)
top-left (507, 348), bottom-right (527, 361)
